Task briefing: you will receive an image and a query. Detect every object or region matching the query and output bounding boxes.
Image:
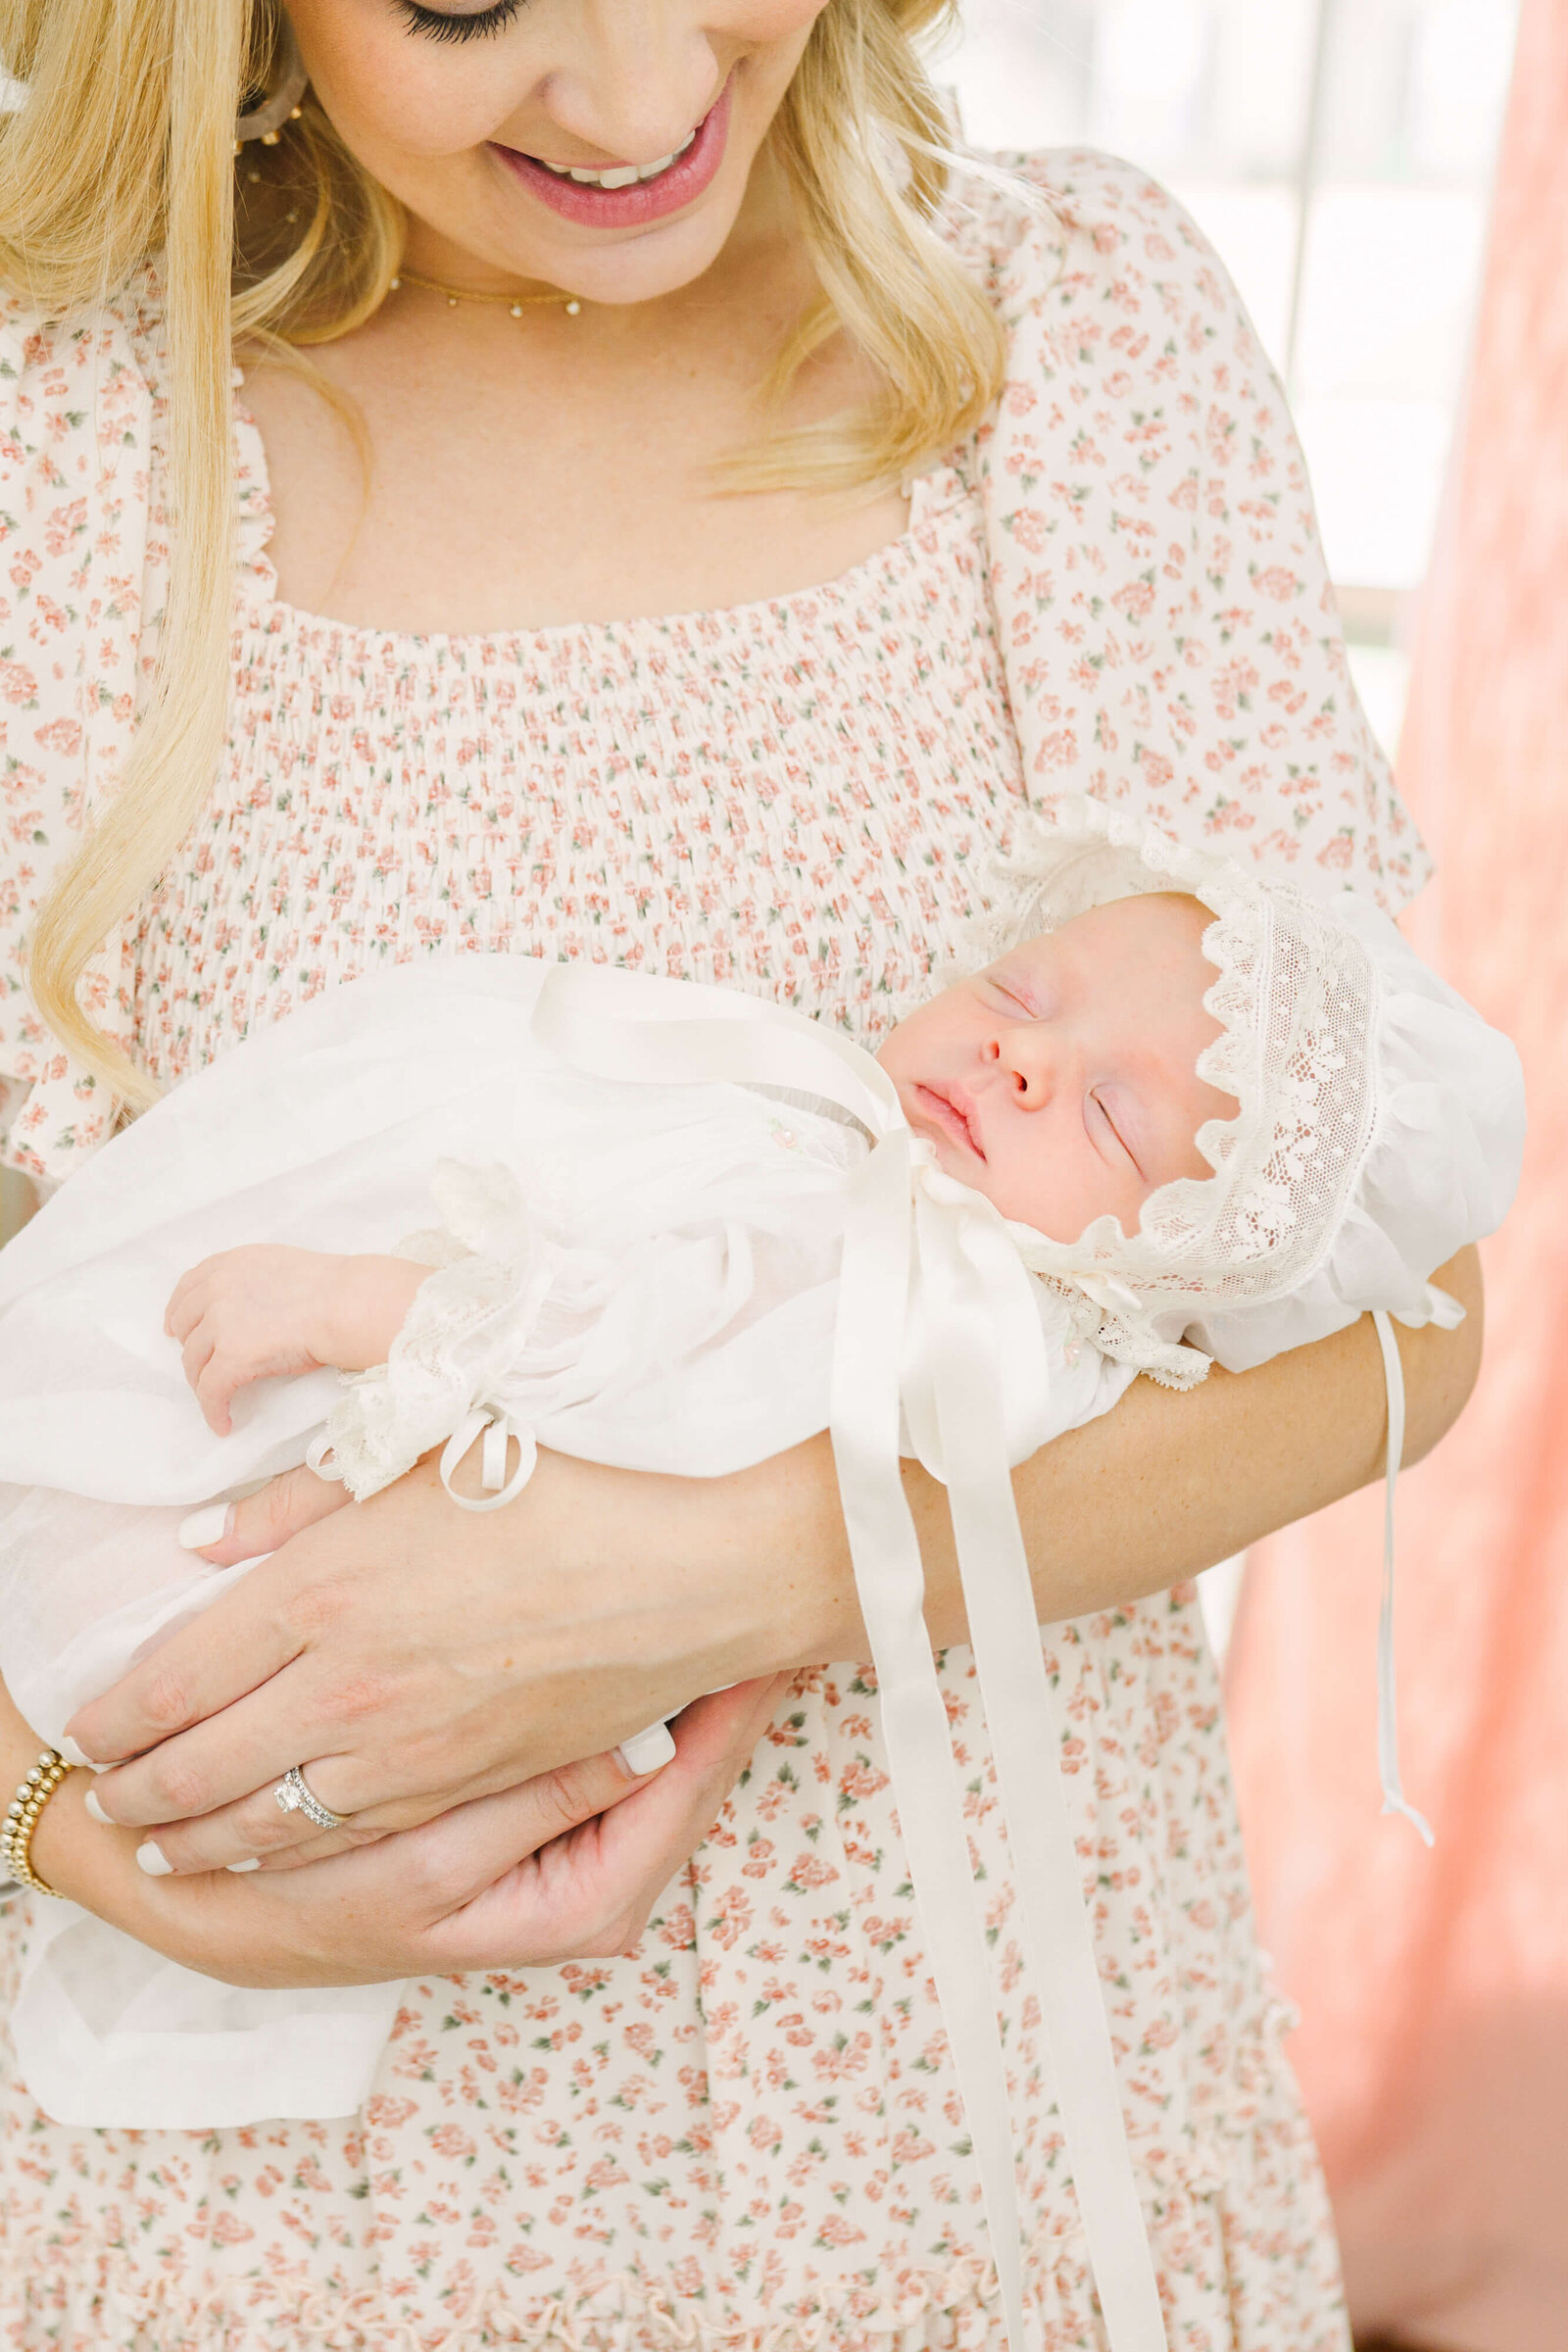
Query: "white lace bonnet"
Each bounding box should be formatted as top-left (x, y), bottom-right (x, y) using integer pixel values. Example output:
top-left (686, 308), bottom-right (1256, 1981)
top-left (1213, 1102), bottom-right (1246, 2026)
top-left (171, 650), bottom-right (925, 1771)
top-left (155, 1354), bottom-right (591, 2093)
top-left (974, 797), bottom-right (1525, 1389)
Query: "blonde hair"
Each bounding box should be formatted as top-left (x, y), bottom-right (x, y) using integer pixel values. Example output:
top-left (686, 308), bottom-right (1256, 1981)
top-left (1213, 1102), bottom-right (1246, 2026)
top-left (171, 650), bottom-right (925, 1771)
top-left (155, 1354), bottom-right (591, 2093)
top-left (0, 0), bottom-right (1008, 1108)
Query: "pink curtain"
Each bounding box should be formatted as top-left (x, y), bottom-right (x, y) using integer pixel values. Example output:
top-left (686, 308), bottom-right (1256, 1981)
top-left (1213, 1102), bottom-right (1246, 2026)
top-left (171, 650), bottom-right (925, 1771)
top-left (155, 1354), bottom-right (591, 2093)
top-left (1224, 6), bottom-right (1568, 2347)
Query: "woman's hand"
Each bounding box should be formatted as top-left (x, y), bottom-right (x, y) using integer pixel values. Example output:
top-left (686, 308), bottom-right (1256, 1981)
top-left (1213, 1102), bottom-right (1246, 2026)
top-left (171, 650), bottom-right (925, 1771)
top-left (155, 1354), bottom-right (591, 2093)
top-left (66, 1246), bottom-right (1484, 1857)
top-left (69, 1445), bottom-right (831, 1855)
top-left (33, 1680), bottom-right (786, 1989)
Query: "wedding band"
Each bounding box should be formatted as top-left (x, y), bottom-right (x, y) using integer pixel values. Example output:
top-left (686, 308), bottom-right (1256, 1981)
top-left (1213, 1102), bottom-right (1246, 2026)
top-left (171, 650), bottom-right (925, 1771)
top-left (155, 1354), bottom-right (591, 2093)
top-left (272, 1764), bottom-right (348, 1832)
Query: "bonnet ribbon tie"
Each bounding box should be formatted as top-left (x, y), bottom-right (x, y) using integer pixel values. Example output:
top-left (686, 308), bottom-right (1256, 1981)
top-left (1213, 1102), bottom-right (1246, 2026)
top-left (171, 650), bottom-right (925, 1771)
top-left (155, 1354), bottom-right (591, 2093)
top-left (1370, 1310), bottom-right (1435, 1846)
top-left (533, 962), bottom-right (1167, 2352)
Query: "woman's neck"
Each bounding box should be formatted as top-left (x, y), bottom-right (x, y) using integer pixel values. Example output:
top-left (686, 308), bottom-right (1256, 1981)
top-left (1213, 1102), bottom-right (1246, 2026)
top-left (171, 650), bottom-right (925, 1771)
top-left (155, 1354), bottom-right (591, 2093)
top-left (238, 157), bottom-right (913, 636)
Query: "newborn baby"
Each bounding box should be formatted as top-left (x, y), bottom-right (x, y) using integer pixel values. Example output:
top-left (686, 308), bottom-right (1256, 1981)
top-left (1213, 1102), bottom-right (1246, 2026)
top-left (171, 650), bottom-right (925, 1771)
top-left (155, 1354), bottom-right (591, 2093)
top-left (0, 798), bottom-right (1524, 2177)
top-left (167, 890), bottom-right (1232, 1464)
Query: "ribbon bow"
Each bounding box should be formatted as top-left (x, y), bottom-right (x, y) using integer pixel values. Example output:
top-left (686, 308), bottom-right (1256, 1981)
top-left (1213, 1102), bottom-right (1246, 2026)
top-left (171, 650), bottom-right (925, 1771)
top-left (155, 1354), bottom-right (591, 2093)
top-left (532, 963), bottom-right (1168, 2352)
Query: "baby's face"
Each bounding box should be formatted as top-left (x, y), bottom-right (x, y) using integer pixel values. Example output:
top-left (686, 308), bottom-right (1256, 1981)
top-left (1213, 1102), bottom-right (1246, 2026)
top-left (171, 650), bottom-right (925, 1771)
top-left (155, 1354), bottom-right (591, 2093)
top-left (876, 893), bottom-right (1240, 1242)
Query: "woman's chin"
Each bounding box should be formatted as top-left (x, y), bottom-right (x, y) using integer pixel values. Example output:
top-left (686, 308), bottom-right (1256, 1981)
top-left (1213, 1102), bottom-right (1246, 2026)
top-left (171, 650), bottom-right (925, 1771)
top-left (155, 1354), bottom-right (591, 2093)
top-left (477, 163), bottom-right (750, 310)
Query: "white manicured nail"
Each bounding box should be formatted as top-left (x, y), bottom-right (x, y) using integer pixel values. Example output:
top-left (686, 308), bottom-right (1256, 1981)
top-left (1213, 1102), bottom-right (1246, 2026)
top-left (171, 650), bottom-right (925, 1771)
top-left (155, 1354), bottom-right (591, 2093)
top-left (58, 1737), bottom-right (95, 1768)
top-left (225, 1857), bottom-right (262, 1874)
top-left (177, 1501), bottom-right (234, 1551)
top-left (83, 1788), bottom-right (113, 1826)
top-left (616, 1722), bottom-right (676, 1776)
top-left (135, 1841), bottom-right (173, 1877)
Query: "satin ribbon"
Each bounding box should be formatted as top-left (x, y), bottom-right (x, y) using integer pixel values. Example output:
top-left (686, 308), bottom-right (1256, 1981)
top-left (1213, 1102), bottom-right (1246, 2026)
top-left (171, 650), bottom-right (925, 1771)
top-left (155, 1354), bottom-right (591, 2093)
top-left (439, 1405), bottom-right (539, 1514)
top-left (532, 962), bottom-right (1165, 2351)
top-left (309, 1408), bottom-right (539, 1514)
top-left (1371, 1310), bottom-right (1434, 1846)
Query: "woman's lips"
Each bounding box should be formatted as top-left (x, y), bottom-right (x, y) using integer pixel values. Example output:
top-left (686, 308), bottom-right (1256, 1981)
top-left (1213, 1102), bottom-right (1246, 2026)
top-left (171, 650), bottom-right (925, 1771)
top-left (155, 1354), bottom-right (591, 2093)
top-left (911, 1083), bottom-right (985, 1161)
top-left (491, 79), bottom-right (732, 231)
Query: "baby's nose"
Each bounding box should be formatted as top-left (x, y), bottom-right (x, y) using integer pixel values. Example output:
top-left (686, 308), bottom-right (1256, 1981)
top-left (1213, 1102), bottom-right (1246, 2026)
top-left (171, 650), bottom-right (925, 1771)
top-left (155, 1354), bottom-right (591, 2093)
top-left (989, 1027), bottom-right (1056, 1103)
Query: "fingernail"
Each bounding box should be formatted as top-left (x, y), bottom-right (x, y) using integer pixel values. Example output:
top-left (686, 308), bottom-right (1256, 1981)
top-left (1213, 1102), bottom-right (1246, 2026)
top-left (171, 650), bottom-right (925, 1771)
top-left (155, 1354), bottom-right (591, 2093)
top-left (135, 1841), bottom-right (173, 1877)
top-left (58, 1737), bottom-right (95, 1769)
top-left (225, 1857), bottom-right (262, 1874)
top-left (83, 1788), bottom-right (114, 1826)
top-left (616, 1722), bottom-right (676, 1777)
top-left (178, 1501), bottom-right (234, 1551)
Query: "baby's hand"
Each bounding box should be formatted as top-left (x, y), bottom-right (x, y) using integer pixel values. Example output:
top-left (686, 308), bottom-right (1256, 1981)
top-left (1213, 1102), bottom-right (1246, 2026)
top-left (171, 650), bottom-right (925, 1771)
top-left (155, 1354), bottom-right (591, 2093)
top-left (166, 1247), bottom-right (427, 1435)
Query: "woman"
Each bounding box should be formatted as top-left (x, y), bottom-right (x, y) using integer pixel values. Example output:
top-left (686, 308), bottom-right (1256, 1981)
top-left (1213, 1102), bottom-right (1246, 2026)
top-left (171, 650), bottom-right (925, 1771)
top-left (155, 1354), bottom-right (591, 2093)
top-left (0, 0), bottom-right (1480, 2343)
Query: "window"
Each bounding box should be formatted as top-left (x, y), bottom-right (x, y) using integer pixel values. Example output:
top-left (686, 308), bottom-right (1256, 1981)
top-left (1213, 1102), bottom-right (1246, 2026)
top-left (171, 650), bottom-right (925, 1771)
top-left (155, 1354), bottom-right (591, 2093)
top-left (941, 0), bottom-right (1520, 756)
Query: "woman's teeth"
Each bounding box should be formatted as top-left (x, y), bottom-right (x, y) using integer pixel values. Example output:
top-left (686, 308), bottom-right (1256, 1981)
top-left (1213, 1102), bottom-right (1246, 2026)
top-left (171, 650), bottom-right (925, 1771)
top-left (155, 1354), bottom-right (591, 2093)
top-left (537, 130), bottom-right (697, 189)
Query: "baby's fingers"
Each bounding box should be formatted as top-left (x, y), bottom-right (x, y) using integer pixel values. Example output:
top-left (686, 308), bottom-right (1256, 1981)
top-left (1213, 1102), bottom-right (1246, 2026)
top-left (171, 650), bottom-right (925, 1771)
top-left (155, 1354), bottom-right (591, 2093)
top-left (194, 1351), bottom-right (246, 1438)
top-left (165, 1259), bottom-right (220, 1342)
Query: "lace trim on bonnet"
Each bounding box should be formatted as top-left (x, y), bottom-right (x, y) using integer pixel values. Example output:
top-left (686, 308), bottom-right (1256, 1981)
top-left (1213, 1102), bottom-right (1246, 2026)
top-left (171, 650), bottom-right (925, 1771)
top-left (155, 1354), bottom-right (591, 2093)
top-left (964, 798), bottom-right (1385, 1389)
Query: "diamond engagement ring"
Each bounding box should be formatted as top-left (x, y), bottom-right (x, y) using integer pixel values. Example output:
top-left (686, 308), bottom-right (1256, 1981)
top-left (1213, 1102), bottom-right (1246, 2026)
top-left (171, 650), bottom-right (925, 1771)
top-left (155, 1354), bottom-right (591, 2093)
top-left (272, 1765), bottom-right (349, 1832)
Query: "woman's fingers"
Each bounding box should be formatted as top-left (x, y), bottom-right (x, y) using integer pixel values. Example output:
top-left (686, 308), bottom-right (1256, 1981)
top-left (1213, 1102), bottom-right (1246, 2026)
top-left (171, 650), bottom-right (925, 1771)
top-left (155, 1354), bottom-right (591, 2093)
top-left (185, 1460), bottom-right (352, 1569)
top-left (120, 1777), bottom-right (391, 1876)
top-left (252, 1824), bottom-right (394, 1871)
top-left (94, 1690), bottom-right (780, 1993)
top-left (172, 1741), bottom-right (680, 1988)
top-left (429, 1679), bottom-right (789, 1970)
top-left (64, 1466), bottom-right (352, 1767)
top-left (64, 1446), bottom-right (746, 1839)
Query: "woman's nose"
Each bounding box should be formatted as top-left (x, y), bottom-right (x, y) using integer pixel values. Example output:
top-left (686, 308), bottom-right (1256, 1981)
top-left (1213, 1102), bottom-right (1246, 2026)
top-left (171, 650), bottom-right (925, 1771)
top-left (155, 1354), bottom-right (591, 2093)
top-left (529, 0), bottom-right (723, 164)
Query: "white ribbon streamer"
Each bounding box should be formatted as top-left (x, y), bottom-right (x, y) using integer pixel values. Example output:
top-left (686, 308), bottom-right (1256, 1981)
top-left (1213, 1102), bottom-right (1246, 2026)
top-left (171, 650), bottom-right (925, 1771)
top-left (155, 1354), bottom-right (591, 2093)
top-left (914, 1191), bottom-right (1167, 2349)
top-left (1371, 1309), bottom-right (1434, 1845)
top-left (532, 962), bottom-right (1162, 2350)
top-left (829, 1123), bottom-right (1030, 2349)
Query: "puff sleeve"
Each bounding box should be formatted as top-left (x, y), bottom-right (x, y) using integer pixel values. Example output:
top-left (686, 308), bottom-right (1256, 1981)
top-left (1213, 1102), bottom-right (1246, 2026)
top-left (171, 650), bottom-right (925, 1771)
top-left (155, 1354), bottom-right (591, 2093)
top-left (971, 149), bottom-right (1431, 908)
top-left (0, 274), bottom-right (166, 1183)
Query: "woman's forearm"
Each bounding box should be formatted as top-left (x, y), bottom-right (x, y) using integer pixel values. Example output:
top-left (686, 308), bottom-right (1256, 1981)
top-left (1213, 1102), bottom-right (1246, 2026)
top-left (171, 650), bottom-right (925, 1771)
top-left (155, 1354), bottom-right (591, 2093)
top-left (723, 1244), bottom-right (1485, 1667)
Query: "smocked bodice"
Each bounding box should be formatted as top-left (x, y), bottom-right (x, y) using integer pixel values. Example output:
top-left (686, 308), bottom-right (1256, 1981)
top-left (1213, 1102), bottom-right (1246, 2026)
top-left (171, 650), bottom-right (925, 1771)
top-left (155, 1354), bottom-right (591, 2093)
top-left (133, 455), bottom-right (1023, 1085)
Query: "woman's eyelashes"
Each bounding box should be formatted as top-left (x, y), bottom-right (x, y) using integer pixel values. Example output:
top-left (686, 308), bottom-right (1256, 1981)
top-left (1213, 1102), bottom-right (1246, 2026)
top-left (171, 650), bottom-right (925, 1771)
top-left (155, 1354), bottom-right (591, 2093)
top-left (396, 0), bottom-right (523, 42)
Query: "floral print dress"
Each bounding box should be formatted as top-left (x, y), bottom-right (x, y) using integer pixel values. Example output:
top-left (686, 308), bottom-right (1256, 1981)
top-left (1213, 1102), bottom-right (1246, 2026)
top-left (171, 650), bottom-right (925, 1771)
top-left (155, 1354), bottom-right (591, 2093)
top-left (0, 152), bottom-right (1424, 2351)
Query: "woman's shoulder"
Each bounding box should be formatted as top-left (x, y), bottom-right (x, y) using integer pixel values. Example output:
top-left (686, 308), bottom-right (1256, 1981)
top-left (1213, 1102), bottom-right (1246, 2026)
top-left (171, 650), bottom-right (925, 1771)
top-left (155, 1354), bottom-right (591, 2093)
top-left (941, 143), bottom-right (1248, 330)
top-left (0, 265), bottom-right (167, 495)
top-left (940, 147), bottom-right (1432, 912)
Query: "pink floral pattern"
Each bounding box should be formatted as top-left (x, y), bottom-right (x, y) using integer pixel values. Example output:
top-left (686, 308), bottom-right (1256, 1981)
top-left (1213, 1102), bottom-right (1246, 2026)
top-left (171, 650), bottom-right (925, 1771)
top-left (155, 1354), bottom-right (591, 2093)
top-left (0, 150), bottom-right (1414, 2347)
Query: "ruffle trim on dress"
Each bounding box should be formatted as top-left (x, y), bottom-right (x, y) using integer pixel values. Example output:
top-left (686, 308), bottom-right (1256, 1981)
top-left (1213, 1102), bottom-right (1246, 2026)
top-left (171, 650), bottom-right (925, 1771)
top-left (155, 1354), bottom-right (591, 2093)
top-left (0, 2132), bottom-right (1288, 2352)
top-left (0, 2219), bottom-right (1158, 2352)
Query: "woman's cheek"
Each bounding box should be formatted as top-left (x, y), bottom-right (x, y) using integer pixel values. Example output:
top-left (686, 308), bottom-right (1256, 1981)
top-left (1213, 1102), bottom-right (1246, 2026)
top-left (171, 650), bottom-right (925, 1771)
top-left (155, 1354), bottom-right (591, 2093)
top-left (723, 0), bottom-right (831, 49)
top-left (301, 54), bottom-right (520, 166)
top-left (294, 1), bottom-right (534, 162)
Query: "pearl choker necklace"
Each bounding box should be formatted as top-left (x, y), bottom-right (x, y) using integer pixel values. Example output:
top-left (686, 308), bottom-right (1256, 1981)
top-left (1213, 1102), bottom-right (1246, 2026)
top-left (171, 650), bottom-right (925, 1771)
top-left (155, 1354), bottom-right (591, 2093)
top-left (390, 269), bottom-right (582, 319)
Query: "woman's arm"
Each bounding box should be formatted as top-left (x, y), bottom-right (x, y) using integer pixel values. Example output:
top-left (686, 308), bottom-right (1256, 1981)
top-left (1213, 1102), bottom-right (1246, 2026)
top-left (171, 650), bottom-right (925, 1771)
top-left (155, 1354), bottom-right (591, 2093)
top-left (69, 1247), bottom-right (1482, 1862)
top-left (921, 1240), bottom-right (1484, 1631)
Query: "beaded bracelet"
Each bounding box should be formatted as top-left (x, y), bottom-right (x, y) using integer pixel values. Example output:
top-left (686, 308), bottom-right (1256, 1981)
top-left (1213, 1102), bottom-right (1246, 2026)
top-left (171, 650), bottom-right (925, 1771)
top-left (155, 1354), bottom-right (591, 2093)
top-left (2, 1749), bottom-right (76, 1897)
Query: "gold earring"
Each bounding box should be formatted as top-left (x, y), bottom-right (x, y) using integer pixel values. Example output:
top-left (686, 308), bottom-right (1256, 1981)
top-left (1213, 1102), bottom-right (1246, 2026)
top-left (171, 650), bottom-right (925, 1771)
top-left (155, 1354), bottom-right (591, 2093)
top-left (234, 16), bottom-right (308, 157)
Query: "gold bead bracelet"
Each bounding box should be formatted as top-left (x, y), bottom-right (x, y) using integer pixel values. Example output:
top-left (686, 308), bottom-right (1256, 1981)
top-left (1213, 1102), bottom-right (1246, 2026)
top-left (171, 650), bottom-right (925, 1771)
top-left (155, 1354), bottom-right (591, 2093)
top-left (2, 1749), bottom-right (77, 1898)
